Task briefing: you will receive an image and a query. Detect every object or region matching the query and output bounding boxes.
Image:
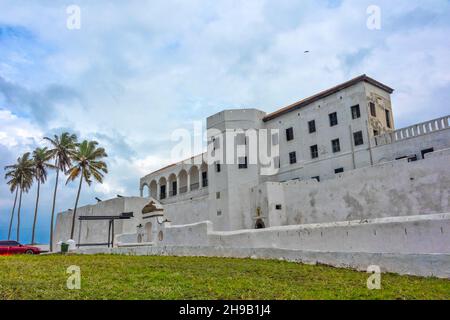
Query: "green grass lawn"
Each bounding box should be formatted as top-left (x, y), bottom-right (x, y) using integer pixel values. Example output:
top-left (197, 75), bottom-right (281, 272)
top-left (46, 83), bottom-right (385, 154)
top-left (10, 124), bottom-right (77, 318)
top-left (0, 254), bottom-right (449, 300)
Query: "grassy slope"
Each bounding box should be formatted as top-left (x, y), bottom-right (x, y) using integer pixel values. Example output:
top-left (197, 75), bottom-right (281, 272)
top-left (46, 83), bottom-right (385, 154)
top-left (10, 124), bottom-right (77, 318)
top-left (0, 254), bottom-right (449, 300)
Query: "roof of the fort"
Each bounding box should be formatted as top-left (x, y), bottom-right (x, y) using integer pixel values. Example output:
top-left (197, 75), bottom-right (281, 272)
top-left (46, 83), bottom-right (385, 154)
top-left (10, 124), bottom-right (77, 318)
top-left (262, 74), bottom-right (394, 122)
top-left (145, 153), bottom-right (206, 177)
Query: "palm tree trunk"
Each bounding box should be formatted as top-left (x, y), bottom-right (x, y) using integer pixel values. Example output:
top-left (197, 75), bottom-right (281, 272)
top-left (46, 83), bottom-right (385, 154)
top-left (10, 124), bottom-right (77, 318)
top-left (70, 174), bottom-right (83, 240)
top-left (16, 188), bottom-right (23, 242)
top-left (31, 180), bottom-right (40, 245)
top-left (49, 160), bottom-right (59, 252)
top-left (8, 188), bottom-right (18, 240)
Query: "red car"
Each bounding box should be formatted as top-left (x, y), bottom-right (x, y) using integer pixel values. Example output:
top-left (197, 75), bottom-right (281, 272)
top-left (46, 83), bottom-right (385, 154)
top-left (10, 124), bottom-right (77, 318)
top-left (0, 241), bottom-right (41, 255)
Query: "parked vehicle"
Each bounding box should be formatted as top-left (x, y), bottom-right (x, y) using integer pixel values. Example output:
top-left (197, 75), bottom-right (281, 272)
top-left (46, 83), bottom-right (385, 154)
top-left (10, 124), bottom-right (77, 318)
top-left (0, 241), bottom-right (41, 255)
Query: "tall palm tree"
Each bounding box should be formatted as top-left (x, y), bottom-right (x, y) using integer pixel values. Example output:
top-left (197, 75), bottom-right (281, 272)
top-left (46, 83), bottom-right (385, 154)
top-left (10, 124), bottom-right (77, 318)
top-left (4, 169), bottom-right (19, 240)
top-left (31, 147), bottom-right (55, 245)
top-left (44, 132), bottom-right (77, 251)
top-left (66, 140), bottom-right (108, 239)
top-left (4, 153), bottom-right (34, 242)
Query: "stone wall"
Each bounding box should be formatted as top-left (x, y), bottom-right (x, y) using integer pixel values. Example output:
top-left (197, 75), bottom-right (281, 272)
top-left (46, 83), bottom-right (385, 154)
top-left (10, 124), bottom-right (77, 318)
top-left (251, 152), bottom-right (450, 227)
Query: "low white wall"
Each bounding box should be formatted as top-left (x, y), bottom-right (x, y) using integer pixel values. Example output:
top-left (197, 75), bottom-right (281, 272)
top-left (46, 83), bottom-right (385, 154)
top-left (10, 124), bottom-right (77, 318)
top-left (254, 153), bottom-right (450, 226)
top-left (162, 213), bottom-right (450, 254)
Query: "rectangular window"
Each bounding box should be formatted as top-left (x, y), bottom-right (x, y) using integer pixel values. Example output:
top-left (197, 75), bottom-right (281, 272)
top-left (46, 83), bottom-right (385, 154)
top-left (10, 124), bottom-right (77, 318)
top-left (312, 176), bottom-right (320, 182)
top-left (271, 132), bottom-right (279, 145)
top-left (373, 129), bottom-right (379, 136)
top-left (351, 105), bottom-right (361, 119)
top-left (216, 192), bottom-right (220, 199)
top-left (217, 210), bottom-right (222, 216)
top-left (310, 145), bottom-right (318, 159)
top-left (275, 204), bottom-right (282, 210)
top-left (370, 102), bottom-right (376, 117)
top-left (289, 152), bottom-right (297, 164)
top-left (331, 139), bottom-right (341, 153)
top-left (353, 131), bottom-right (364, 146)
top-left (385, 109), bottom-right (391, 128)
top-left (329, 112), bottom-right (338, 127)
top-left (286, 127), bottom-right (294, 141)
top-left (215, 162), bottom-right (221, 172)
top-left (335, 168), bottom-right (344, 174)
top-left (308, 120), bottom-right (316, 133)
top-left (238, 156), bottom-right (248, 169)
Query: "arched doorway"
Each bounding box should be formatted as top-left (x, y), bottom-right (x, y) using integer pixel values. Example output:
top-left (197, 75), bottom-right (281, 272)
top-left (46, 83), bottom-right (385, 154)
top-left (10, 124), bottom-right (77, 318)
top-left (255, 219), bottom-right (265, 229)
top-left (144, 222), bottom-right (153, 242)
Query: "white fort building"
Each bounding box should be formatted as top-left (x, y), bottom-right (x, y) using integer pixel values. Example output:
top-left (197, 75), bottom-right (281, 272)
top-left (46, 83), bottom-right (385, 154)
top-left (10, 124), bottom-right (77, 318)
top-left (54, 75), bottom-right (450, 278)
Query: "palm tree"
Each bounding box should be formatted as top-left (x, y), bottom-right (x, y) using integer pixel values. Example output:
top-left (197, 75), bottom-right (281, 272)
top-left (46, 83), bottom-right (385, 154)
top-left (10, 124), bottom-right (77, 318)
top-left (4, 153), bottom-right (34, 242)
top-left (66, 140), bottom-right (108, 239)
top-left (4, 169), bottom-right (19, 240)
top-left (31, 147), bottom-right (55, 245)
top-left (44, 132), bottom-right (77, 251)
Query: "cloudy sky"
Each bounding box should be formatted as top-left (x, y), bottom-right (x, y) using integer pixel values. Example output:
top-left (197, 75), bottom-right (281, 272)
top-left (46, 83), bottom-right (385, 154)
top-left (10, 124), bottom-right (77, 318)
top-left (1, 0), bottom-right (449, 244)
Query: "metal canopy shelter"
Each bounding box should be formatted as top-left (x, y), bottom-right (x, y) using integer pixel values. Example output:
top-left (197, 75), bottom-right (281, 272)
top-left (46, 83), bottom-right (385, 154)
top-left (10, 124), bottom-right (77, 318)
top-left (77, 212), bottom-right (133, 248)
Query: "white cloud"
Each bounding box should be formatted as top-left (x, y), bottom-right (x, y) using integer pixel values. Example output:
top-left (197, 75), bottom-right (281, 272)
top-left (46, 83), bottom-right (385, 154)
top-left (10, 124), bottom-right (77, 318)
top-left (0, 109), bottom-right (43, 148)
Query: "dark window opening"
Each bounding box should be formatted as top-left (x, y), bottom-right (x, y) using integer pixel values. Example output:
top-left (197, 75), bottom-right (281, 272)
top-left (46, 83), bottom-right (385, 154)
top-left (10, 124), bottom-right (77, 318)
top-left (202, 171), bottom-right (208, 187)
top-left (310, 145), bottom-right (318, 159)
top-left (421, 148), bottom-right (434, 159)
top-left (215, 162), bottom-right (221, 172)
top-left (160, 185), bottom-right (166, 200)
top-left (289, 152), bottom-right (297, 164)
top-left (238, 156), bottom-right (248, 169)
top-left (308, 120), bottom-right (316, 133)
top-left (286, 127), bottom-right (294, 141)
top-left (275, 204), bottom-right (282, 210)
top-left (274, 156), bottom-right (280, 169)
top-left (351, 105), bottom-right (361, 119)
top-left (373, 129), bottom-right (379, 136)
top-left (353, 131), bottom-right (364, 146)
top-left (171, 181), bottom-right (177, 196)
top-left (331, 139), bottom-right (341, 153)
top-left (329, 112), bottom-right (338, 127)
top-left (370, 102), bottom-right (376, 117)
top-left (335, 168), bottom-right (344, 174)
top-left (385, 109), bottom-right (391, 128)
